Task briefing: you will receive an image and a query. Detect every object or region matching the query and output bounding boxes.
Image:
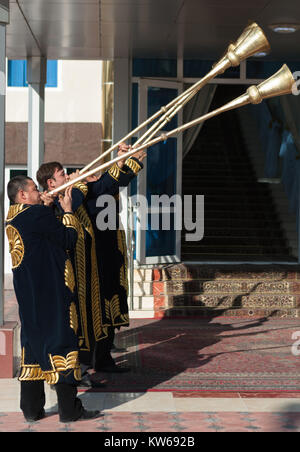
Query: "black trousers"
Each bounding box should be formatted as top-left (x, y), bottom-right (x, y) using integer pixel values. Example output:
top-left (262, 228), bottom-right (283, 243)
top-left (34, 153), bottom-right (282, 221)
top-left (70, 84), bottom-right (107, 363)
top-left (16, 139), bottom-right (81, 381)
top-left (20, 380), bottom-right (83, 422)
top-left (93, 326), bottom-right (115, 371)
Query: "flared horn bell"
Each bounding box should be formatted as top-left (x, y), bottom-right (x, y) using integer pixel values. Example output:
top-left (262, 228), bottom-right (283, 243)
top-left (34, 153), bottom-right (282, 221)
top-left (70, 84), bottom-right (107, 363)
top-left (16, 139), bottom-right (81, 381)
top-left (214, 23), bottom-right (258, 67)
top-left (202, 65), bottom-right (295, 122)
top-left (214, 23), bottom-right (270, 73)
top-left (247, 64), bottom-right (295, 104)
top-left (234, 22), bottom-right (260, 47)
top-left (225, 23), bottom-right (271, 67)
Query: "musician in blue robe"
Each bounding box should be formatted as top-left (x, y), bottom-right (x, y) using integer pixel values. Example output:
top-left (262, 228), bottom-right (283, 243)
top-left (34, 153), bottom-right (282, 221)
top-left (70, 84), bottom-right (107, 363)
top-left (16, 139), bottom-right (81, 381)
top-left (5, 176), bottom-right (100, 422)
top-left (36, 149), bottom-right (144, 375)
top-left (85, 155), bottom-right (144, 372)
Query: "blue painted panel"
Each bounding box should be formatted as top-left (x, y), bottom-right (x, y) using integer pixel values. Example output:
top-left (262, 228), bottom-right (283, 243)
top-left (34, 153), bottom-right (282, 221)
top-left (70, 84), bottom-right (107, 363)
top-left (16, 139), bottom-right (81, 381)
top-left (8, 60), bottom-right (58, 87)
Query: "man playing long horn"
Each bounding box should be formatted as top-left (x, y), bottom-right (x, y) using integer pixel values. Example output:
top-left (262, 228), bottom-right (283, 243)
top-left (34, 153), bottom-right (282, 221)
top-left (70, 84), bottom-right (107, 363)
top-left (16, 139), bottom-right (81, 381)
top-left (37, 145), bottom-right (145, 382)
top-left (5, 176), bottom-right (101, 422)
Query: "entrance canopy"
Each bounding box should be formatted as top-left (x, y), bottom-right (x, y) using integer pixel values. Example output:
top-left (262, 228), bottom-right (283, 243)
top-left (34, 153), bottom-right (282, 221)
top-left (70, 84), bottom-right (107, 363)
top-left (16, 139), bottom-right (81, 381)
top-left (6, 0), bottom-right (300, 61)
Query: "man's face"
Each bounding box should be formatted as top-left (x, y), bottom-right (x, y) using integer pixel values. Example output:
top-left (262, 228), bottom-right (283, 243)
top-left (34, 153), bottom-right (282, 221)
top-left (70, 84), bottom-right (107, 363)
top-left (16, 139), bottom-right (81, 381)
top-left (48, 167), bottom-right (68, 190)
top-left (19, 180), bottom-right (41, 205)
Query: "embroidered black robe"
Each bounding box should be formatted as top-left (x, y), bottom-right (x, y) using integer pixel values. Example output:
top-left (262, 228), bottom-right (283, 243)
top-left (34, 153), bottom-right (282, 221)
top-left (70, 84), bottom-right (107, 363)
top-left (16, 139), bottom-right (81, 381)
top-left (5, 204), bottom-right (82, 385)
top-left (54, 158), bottom-right (143, 365)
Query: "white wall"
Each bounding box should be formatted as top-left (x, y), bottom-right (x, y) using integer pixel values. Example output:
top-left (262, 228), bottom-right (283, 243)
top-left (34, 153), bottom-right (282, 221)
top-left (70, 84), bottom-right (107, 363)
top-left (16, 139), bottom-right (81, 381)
top-left (6, 60), bottom-right (103, 123)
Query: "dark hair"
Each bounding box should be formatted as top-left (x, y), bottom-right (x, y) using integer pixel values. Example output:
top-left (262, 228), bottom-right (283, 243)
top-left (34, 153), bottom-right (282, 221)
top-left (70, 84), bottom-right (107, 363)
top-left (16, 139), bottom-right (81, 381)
top-left (7, 176), bottom-right (32, 204)
top-left (36, 162), bottom-right (63, 190)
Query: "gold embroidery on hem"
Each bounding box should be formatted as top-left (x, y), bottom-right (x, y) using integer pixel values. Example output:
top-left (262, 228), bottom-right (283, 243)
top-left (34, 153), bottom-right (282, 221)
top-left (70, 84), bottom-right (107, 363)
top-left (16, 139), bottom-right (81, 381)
top-left (107, 294), bottom-right (129, 327)
top-left (19, 349), bottom-right (81, 384)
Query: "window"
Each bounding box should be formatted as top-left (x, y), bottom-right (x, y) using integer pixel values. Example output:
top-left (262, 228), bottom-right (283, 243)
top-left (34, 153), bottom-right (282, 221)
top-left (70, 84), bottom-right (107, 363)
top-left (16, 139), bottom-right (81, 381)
top-left (65, 167), bottom-right (82, 175)
top-left (7, 60), bottom-right (58, 88)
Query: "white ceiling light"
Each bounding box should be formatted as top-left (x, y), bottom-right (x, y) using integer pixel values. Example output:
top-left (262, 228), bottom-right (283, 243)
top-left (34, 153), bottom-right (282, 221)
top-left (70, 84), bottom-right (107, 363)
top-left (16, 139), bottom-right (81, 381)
top-left (269, 24), bottom-right (300, 34)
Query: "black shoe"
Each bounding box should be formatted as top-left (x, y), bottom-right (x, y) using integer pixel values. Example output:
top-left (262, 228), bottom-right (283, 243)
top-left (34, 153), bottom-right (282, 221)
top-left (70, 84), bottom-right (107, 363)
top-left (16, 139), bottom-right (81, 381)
top-left (25, 409), bottom-right (46, 423)
top-left (61, 409), bottom-right (102, 423)
top-left (96, 365), bottom-right (131, 373)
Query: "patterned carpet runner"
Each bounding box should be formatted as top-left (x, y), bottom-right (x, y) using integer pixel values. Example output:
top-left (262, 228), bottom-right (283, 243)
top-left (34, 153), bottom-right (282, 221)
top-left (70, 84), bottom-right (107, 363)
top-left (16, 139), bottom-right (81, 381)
top-left (90, 317), bottom-right (300, 392)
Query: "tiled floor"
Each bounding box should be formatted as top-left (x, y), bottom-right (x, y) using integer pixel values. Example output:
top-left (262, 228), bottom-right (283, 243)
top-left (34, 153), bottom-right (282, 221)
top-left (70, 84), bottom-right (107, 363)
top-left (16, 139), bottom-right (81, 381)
top-left (2, 287), bottom-right (300, 432)
top-left (0, 409), bottom-right (300, 432)
top-left (0, 379), bottom-right (300, 432)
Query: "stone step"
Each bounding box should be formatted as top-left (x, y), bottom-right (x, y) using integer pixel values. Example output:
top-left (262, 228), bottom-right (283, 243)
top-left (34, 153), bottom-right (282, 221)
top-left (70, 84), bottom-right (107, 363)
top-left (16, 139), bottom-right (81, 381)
top-left (182, 187), bottom-right (269, 195)
top-left (188, 229), bottom-right (285, 238)
top-left (166, 293), bottom-right (297, 309)
top-left (164, 279), bottom-right (297, 295)
top-left (158, 306), bottom-right (299, 318)
top-left (181, 193), bottom-right (271, 202)
top-left (189, 204), bottom-right (275, 212)
top-left (181, 254), bottom-right (297, 262)
top-left (183, 163), bottom-right (255, 170)
top-left (158, 264), bottom-right (300, 282)
top-left (203, 219), bottom-right (281, 228)
top-left (132, 296), bottom-right (154, 310)
top-left (182, 237), bottom-right (288, 246)
top-left (181, 245), bottom-right (291, 252)
top-left (191, 211), bottom-right (278, 220)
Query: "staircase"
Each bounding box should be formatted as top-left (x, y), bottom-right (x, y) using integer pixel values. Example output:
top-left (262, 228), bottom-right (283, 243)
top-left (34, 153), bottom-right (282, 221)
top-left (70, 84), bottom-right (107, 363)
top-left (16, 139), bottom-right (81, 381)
top-left (181, 85), bottom-right (296, 262)
top-left (151, 263), bottom-right (300, 318)
top-left (131, 85), bottom-right (299, 320)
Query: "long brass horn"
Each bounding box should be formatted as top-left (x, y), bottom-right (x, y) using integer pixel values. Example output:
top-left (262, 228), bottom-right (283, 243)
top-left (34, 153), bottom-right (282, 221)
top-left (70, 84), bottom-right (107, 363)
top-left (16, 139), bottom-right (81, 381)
top-left (130, 23), bottom-right (271, 149)
top-left (49, 65), bottom-right (294, 196)
top-left (79, 22), bottom-right (270, 175)
top-left (142, 64), bottom-right (295, 147)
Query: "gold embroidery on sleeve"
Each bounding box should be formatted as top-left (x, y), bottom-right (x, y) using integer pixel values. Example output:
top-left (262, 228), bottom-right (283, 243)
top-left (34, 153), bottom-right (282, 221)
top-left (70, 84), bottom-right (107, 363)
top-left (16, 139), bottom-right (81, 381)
top-left (124, 158), bottom-right (142, 175)
top-left (6, 204), bottom-right (30, 222)
top-left (108, 163), bottom-right (127, 181)
top-left (62, 213), bottom-right (81, 233)
top-left (6, 225), bottom-right (24, 269)
top-left (73, 181), bottom-right (88, 197)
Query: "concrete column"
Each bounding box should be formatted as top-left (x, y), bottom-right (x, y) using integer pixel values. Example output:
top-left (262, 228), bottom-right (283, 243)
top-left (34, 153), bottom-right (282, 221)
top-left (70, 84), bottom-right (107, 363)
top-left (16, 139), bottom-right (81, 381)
top-left (27, 56), bottom-right (46, 182)
top-left (0, 0), bottom-right (9, 327)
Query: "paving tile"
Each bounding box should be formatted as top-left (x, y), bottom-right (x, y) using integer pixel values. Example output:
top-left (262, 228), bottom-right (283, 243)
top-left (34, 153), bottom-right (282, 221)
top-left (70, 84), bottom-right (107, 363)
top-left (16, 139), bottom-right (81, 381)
top-left (243, 398), bottom-right (300, 413)
top-left (0, 411), bottom-right (300, 432)
top-left (174, 397), bottom-right (248, 412)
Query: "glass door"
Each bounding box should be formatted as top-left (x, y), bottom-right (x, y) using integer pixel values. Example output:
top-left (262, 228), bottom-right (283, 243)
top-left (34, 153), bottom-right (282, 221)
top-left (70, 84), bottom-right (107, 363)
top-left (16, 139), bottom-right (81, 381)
top-left (135, 79), bottom-right (183, 265)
